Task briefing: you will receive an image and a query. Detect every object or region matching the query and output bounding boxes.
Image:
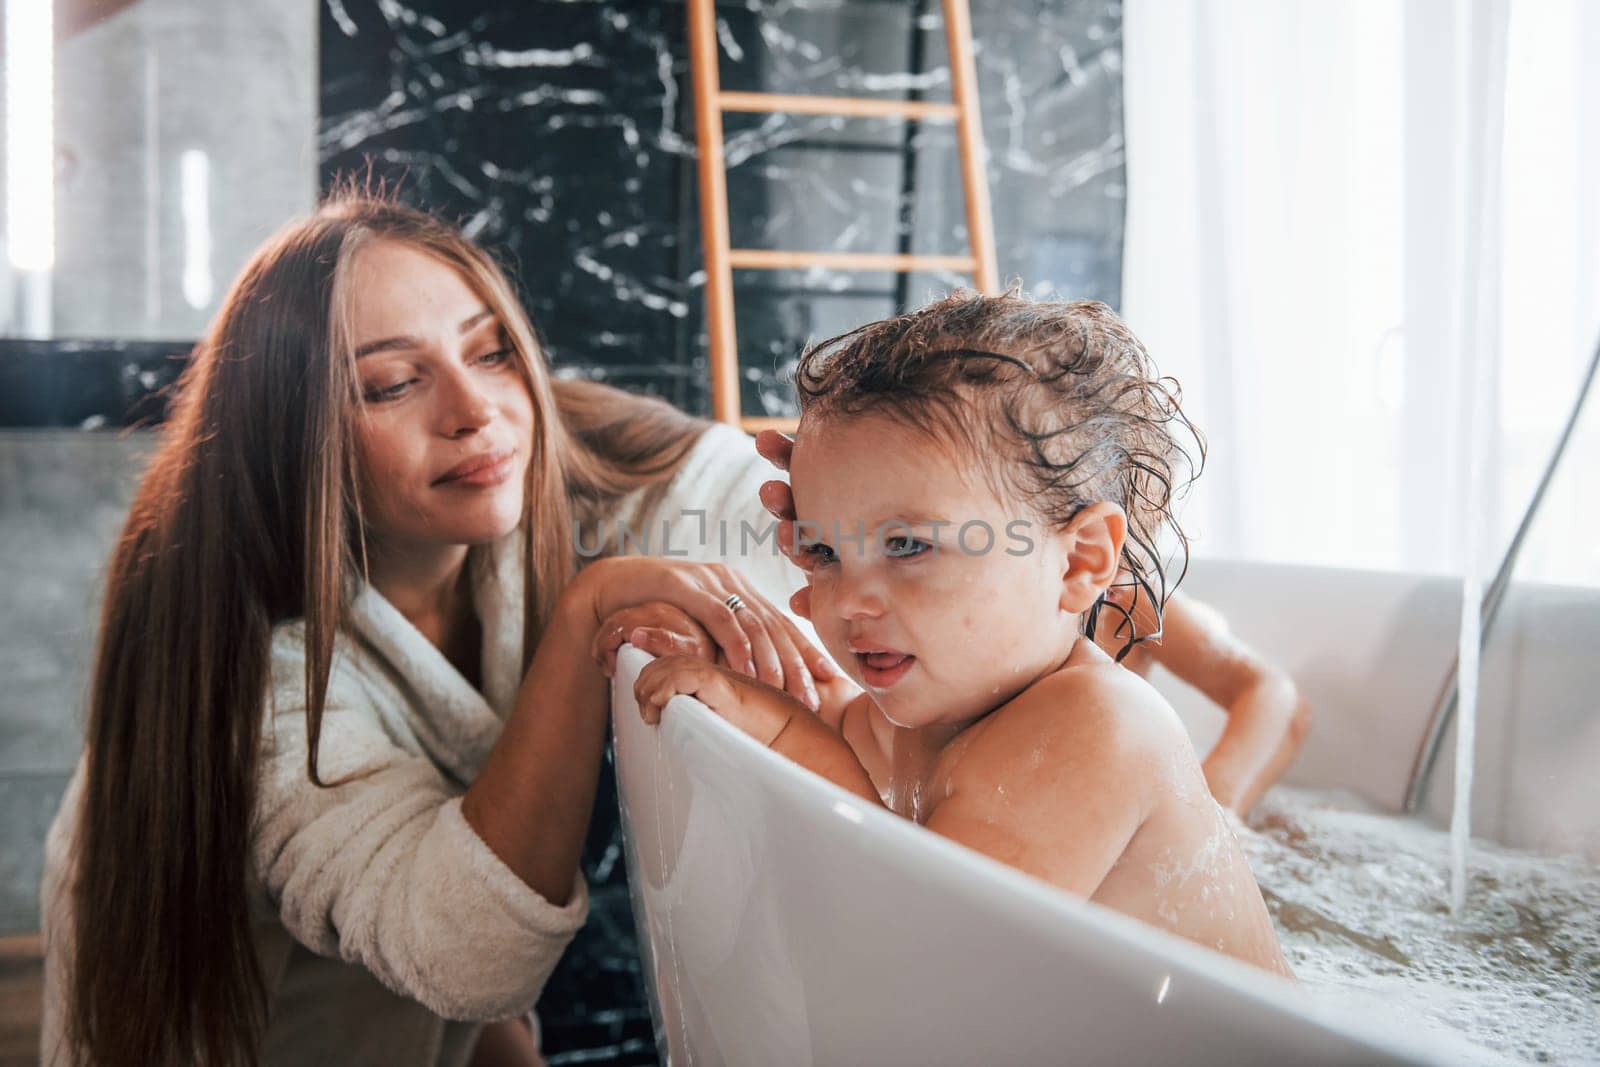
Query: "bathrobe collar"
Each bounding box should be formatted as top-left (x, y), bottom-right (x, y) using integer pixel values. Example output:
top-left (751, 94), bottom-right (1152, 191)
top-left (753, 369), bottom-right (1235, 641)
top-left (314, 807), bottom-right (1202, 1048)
top-left (345, 529), bottom-right (526, 784)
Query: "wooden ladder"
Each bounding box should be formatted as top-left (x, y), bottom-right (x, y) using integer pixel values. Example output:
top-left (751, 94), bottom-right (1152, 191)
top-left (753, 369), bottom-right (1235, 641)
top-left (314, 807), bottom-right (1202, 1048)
top-left (687, 0), bottom-right (1000, 433)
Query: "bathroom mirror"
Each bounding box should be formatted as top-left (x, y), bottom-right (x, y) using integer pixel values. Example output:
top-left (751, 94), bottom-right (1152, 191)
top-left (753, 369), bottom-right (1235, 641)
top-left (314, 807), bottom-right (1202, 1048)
top-left (0, 0), bottom-right (317, 340)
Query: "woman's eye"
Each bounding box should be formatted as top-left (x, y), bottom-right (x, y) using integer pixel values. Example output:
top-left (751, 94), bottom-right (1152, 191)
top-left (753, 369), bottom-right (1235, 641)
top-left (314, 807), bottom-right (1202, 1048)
top-left (476, 347), bottom-right (514, 367)
top-left (362, 379), bottom-right (415, 403)
top-left (803, 542), bottom-right (838, 565)
top-left (884, 536), bottom-right (931, 558)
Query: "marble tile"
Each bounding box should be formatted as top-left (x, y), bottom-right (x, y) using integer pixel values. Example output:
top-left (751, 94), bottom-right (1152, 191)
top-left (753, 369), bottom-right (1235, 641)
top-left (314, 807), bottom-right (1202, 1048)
top-left (319, 0), bottom-right (1125, 417)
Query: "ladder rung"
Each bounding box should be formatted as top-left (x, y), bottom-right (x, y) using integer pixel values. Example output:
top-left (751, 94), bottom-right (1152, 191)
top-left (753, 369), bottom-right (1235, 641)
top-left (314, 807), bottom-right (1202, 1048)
top-left (718, 91), bottom-right (959, 122)
top-left (728, 250), bottom-right (978, 274)
top-left (741, 416), bottom-right (801, 435)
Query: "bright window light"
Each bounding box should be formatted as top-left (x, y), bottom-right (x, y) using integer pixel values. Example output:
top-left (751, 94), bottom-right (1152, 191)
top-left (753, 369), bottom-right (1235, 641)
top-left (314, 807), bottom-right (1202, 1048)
top-left (180, 149), bottom-right (213, 309)
top-left (5, 0), bottom-right (55, 271)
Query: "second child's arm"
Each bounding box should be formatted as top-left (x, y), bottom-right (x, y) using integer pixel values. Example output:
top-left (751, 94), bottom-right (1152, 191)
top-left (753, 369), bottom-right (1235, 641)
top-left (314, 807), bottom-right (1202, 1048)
top-left (1110, 591), bottom-right (1310, 815)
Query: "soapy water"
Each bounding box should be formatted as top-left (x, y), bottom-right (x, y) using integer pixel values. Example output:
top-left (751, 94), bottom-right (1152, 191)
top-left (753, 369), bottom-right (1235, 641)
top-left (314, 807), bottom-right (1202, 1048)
top-left (1241, 786), bottom-right (1600, 1065)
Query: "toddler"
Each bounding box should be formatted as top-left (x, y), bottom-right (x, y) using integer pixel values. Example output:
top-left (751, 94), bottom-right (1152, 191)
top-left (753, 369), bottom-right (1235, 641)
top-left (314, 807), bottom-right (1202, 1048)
top-left (633, 292), bottom-right (1291, 975)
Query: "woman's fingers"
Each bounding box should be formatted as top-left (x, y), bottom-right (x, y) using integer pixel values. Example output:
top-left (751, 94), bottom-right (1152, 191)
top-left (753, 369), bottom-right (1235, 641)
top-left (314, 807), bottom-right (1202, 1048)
top-left (788, 585), bottom-right (814, 621)
top-left (759, 479), bottom-right (796, 521)
top-left (691, 590), bottom-right (755, 675)
top-left (734, 599), bottom-right (785, 690)
top-left (773, 610), bottom-right (837, 683)
top-left (770, 627), bottom-right (819, 709)
top-left (722, 578), bottom-right (825, 709)
top-left (591, 619), bottom-right (631, 675)
top-left (774, 513), bottom-right (813, 571)
top-left (754, 429), bottom-right (795, 473)
top-left (760, 609), bottom-right (826, 707)
top-left (627, 626), bottom-right (709, 663)
top-left (591, 603), bottom-right (711, 674)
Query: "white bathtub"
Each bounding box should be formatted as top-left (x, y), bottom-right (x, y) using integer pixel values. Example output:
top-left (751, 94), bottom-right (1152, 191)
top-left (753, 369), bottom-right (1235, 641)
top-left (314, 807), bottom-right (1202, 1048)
top-left (609, 560), bottom-right (1596, 1065)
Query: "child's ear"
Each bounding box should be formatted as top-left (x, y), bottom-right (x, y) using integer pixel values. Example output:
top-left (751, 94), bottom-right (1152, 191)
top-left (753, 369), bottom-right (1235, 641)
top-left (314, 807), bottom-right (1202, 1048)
top-left (1056, 502), bottom-right (1127, 614)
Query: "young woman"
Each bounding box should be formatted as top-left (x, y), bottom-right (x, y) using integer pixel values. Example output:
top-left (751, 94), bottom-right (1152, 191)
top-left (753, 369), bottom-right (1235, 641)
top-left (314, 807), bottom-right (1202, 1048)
top-left (39, 195), bottom-right (830, 1067)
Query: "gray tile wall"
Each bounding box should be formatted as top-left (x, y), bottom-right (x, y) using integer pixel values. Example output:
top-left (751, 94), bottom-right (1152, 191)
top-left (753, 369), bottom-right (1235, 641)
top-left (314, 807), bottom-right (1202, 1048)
top-left (0, 432), bottom-right (155, 933)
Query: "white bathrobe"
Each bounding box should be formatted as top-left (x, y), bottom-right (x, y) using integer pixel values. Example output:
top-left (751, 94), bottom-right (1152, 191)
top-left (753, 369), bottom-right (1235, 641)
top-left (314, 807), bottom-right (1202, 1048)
top-left (39, 423), bottom-right (806, 1067)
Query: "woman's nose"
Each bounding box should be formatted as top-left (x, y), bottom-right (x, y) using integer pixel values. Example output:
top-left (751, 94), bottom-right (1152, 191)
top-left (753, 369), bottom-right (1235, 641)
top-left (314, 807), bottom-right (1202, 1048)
top-left (439, 370), bottom-right (494, 438)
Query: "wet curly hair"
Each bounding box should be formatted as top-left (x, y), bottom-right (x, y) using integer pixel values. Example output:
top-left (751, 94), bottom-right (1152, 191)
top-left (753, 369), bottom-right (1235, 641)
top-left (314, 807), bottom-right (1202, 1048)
top-left (793, 288), bottom-right (1205, 658)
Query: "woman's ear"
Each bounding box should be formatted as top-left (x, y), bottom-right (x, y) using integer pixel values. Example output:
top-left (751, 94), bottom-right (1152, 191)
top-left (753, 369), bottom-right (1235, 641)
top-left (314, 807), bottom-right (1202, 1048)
top-left (1057, 502), bottom-right (1127, 614)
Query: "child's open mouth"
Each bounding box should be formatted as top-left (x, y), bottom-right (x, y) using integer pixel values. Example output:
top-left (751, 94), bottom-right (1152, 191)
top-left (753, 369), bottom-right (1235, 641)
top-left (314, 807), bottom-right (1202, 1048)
top-left (855, 650), bottom-right (916, 688)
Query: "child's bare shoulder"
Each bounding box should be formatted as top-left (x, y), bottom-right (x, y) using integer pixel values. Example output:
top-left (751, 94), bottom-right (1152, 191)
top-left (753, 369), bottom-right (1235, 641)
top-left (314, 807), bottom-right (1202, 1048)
top-left (951, 653), bottom-right (1188, 798)
top-left (928, 653), bottom-right (1190, 890)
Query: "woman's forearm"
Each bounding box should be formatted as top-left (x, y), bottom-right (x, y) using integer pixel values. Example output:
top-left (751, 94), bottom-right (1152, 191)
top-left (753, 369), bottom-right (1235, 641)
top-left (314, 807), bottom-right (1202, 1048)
top-left (462, 592), bottom-right (607, 905)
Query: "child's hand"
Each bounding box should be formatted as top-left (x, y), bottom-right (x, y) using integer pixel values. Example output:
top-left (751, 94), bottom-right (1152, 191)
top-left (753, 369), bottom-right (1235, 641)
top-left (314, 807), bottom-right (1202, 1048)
top-left (591, 602), bottom-right (715, 676)
top-left (634, 655), bottom-right (797, 746)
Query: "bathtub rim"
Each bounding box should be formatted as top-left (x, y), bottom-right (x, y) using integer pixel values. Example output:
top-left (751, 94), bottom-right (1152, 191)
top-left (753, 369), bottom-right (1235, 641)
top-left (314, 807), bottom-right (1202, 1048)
top-left (613, 644), bottom-right (1478, 1066)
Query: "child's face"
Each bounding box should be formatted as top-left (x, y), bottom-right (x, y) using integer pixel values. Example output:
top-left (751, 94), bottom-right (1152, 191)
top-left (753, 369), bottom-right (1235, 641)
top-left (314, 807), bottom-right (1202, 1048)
top-left (790, 414), bottom-right (1085, 731)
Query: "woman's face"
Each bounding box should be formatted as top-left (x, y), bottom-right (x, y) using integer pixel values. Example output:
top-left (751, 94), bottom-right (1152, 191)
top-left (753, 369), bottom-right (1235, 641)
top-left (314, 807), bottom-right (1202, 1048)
top-left (347, 239), bottom-right (535, 553)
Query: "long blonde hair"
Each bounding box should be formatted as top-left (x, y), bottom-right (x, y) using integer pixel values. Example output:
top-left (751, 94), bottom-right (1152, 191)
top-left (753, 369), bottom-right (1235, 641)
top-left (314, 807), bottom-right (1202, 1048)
top-left (69, 192), bottom-right (705, 1066)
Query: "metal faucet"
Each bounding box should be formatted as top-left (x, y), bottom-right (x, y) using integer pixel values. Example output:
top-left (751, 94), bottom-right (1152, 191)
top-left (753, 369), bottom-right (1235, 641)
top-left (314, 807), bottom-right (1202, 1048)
top-left (1404, 329), bottom-right (1600, 814)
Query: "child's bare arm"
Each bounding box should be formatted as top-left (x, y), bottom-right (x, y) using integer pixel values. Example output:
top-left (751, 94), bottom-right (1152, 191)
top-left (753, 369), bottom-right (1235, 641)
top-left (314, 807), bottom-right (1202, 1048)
top-left (924, 668), bottom-right (1157, 898)
top-left (813, 671), bottom-right (864, 730)
top-left (1111, 591), bottom-right (1310, 814)
top-left (634, 655), bottom-right (882, 804)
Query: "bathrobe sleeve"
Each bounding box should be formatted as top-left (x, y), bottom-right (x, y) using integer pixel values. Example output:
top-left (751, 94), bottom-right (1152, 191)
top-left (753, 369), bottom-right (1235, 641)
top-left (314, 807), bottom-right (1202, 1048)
top-left (252, 643), bottom-right (588, 1022)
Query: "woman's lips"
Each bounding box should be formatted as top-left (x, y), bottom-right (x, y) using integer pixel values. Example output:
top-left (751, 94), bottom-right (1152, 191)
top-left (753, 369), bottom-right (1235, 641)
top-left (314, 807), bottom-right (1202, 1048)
top-left (433, 450), bottom-right (514, 489)
top-left (855, 650), bottom-right (916, 688)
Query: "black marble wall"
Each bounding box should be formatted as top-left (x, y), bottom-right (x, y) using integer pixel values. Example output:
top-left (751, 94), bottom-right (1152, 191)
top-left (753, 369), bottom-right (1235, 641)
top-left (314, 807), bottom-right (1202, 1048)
top-left (319, 0), bottom-right (1124, 416)
top-left (317, 1), bottom-right (1124, 1063)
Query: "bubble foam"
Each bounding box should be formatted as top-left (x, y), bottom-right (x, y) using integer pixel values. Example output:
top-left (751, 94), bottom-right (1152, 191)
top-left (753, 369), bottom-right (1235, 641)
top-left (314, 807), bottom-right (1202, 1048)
top-left (1243, 787), bottom-right (1600, 1065)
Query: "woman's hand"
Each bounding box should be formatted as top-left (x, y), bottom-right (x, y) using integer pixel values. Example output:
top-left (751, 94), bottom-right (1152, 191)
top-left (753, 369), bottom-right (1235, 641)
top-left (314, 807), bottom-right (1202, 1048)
top-left (634, 655), bottom-right (799, 746)
top-left (591, 601), bottom-right (715, 676)
top-left (754, 430), bottom-right (816, 620)
top-left (569, 556), bottom-right (827, 709)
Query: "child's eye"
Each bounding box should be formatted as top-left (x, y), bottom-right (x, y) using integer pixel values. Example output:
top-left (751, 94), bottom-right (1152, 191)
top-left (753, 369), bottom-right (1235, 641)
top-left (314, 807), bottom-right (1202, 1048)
top-left (802, 542), bottom-right (838, 565)
top-left (884, 536), bottom-right (931, 559)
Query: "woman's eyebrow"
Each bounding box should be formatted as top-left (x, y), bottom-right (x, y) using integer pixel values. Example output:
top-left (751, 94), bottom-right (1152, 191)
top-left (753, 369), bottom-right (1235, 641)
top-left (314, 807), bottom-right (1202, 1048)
top-left (354, 308), bottom-right (494, 359)
top-left (459, 307), bottom-right (494, 333)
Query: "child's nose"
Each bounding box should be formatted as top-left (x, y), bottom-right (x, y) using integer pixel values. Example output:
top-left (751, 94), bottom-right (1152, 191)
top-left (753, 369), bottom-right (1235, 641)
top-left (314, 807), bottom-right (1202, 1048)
top-left (832, 567), bottom-right (886, 620)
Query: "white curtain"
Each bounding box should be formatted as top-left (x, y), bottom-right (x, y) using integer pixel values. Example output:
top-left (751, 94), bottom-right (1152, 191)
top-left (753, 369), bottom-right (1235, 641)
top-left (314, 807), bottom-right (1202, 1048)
top-left (1122, 0), bottom-right (1600, 588)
